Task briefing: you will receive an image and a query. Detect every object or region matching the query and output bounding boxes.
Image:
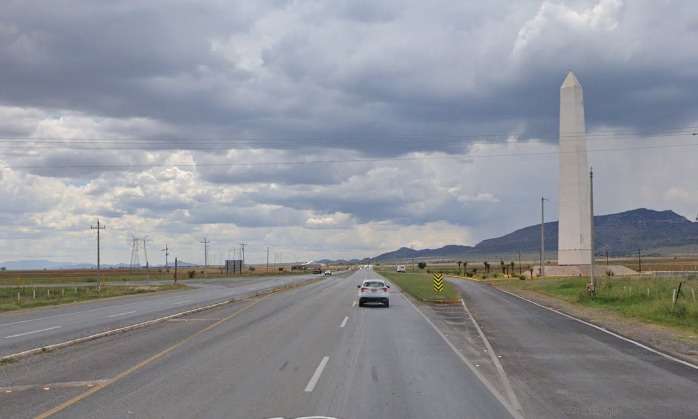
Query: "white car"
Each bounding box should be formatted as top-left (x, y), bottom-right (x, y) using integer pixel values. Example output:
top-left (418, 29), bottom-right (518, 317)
top-left (396, 265), bottom-right (406, 272)
top-left (324, 270), bottom-right (332, 276)
top-left (357, 279), bottom-right (390, 307)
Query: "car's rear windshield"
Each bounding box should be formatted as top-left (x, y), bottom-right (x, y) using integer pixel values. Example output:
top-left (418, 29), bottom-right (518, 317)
top-left (363, 281), bottom-right (385, 288)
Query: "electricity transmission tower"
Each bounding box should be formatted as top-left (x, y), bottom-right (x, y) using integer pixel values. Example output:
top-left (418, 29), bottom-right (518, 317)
top-left (129, 236), bottom-right (141, 269)
top-left (129, 235), bottom-right (150, 269)
top-left (142, 236), bottom-right (150, 269)
top-left (201, 238), bottom-right (210, 267)
top-left (240, 242), bottom-right (247, 265)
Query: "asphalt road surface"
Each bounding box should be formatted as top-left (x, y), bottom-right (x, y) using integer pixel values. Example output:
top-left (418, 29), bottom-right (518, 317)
top-left (451, 279), bottom-right (698, 419)
top-left (0, 269), bottom-right (515, 419)
top-left (0, 274), bottom-right (318, 358)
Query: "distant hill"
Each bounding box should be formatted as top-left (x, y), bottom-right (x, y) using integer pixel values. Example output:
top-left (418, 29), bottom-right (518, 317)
top-left (0, 260), bottom-right (96, 270)
top-left (372, 245), bottom-right (473, 262)
top-left (363, 208), bottom-right (698, 262)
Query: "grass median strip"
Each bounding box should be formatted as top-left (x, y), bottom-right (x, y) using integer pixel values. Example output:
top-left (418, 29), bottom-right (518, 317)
top-left (378, 270), bottom-right (459, 302)
top-left (0, 284), bottom-right (187, 312)
top-left (495, 276), bottom-right (698, 334)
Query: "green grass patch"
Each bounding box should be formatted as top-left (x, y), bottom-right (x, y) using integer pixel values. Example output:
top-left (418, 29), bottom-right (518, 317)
top-left (378, 270), bottom-right (459, 302)
top-left (0, 284), bottom-right (187, 312)
top-left (497, 276), bottom-right (698, 333)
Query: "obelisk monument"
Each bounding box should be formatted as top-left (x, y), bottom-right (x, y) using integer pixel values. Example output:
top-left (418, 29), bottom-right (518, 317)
top-left (558, 71), bottom-right (591, 265)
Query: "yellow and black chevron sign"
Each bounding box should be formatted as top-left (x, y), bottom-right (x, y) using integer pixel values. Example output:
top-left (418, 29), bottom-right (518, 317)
top-left (432, 272), bottom-right (445, 293)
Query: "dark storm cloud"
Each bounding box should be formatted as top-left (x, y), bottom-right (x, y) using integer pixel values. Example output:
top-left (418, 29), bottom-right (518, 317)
top-left (2, 0), bottom-right (696, 157)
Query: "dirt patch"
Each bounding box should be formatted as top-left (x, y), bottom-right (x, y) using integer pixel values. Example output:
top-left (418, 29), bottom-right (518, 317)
top-left (496, 285), bottom-right (698, 366)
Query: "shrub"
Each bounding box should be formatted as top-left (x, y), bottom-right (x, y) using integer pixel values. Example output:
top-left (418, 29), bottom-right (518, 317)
top-left (188, 270), bottom-right (196, 279)
top-left (662, 302), bottom-right (687, 318)
top-left (418, 262), bottom-right (427, 269)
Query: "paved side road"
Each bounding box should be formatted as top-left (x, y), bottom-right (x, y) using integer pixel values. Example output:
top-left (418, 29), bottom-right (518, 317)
top-left (451, 279), bottom-right (698, 419)
top-left (1, 269), bottom-right (515, 419)
top-left (0, 273), bottom-right (322, 357)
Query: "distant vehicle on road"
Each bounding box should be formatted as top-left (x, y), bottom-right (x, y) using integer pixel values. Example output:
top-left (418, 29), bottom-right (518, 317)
top-left (324, 270), bottom-right (332, 276)
top-left (357, 279), bottom-right (390, 307)
top-left (396, 265), bottom-right (406, 272)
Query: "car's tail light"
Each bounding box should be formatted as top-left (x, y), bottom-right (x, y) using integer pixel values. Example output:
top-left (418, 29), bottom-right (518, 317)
top-left (383, 287), bottom-right (388, 292)
top-left (361, 287), bottom-right (368, 292)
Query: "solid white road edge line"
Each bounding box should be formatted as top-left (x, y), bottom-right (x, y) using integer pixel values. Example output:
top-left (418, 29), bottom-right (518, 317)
top-left (496, 287), bottom-right (698, 371)
top-left (340, 316), bottom-right (348, 328)
top-left (5, 326), bottom-right (62, 339)
top-left (460, 299), bottom-right (523, 414)
top-left (401, 294), bottom-right (523, 419)
top-left (304, 356), bottom-right (330, 393)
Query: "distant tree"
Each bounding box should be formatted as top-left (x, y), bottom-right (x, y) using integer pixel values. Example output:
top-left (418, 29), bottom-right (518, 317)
top-left (484, 262), bottom-right (490, 274)
top-left (500, 260), bottom-right (505, 274)
top-left (463, 262), bottom-right (468, 274)
top-left (457, 261), bottom-right (462, 274)
top-left (510, 262), bottom-right (515, 275)
top-left (418, 262), bottom-right (427, 269)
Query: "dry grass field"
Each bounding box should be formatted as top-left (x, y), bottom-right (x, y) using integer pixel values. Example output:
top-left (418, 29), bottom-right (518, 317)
top-left (0, 265), bottom-right (309, 286)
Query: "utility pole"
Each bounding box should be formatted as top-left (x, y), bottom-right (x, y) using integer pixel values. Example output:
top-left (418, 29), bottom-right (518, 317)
top-left (518, 251), bottom-right (522, 275)
top-left (605, 246), bottom-right (609, 266)
top-left (90, 219), bottom-right (106, 291)
top-left (638, 249), bottom-right (642, 273)
top-left (161, 244), bottom-right (169, 268)
top-left (142, 236), bottom-right (150, 269)
top-left (589, 168), bottom-right (596, 294)
top-left (266, 247), bottom-right (270, 272)
top-left (540, 196), bottom-right (546, 277)
top-left (200, 238), bottom-right (210, 268)
top-left (174, 257), bottom-right (178, 284)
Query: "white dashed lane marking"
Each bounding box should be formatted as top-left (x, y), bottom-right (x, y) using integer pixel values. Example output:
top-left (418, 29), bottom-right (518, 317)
top-left (4, 326), bottom-right (62, 339)
top-left (304, 356), bottom-right (330, 393)
top-left (106, 311), bottom-right (137, 318)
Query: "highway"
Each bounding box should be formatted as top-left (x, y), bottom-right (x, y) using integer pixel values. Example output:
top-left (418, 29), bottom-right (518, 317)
top-left (2, 270), bottom-right (697, 418)
top-left (0, 274), bottom-right (318, 358)
top-left (0, 269), bottom-right (516, 419)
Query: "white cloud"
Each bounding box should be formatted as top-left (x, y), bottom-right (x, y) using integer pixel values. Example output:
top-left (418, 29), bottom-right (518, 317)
top-left (513, 0), bottom-right (624, 57)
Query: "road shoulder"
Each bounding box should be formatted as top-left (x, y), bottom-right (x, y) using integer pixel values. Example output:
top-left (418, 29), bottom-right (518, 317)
top-left (486, 279), bottom-right (698, 366)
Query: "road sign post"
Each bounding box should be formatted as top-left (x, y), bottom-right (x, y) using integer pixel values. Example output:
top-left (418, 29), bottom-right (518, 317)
top-left (432, 272), bottom-right (445, 296)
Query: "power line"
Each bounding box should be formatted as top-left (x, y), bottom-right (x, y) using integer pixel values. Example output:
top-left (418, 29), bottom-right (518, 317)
top-left (1, 138), bottom-right (698, 171)
top-left (0, 126), bottom-right (695, 145)
top-left (0, 130), bottom-right (695, 152)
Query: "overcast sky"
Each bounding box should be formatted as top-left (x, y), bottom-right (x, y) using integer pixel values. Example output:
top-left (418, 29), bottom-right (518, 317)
top-left (1, 0), bottom-right (697, 265)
